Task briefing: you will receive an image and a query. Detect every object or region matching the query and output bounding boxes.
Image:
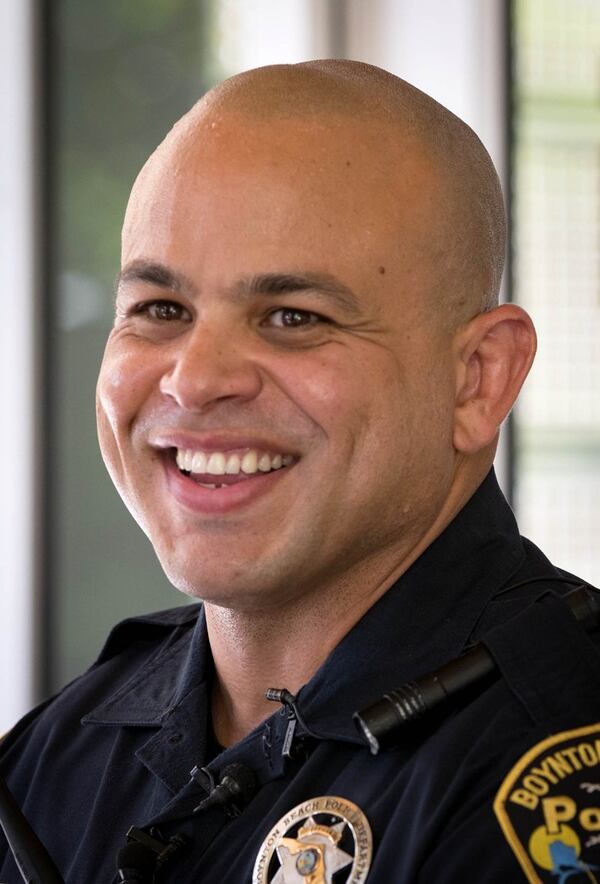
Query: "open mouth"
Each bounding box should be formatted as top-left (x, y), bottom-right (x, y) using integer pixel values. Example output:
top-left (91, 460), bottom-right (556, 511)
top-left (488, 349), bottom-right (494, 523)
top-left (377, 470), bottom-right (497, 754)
top-left (173, 447), bottom-right (295, 489)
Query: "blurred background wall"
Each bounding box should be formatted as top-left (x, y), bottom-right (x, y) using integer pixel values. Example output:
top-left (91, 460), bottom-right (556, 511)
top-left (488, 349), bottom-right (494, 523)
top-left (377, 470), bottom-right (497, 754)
top-left (1, 0), bottom-right (598, 732)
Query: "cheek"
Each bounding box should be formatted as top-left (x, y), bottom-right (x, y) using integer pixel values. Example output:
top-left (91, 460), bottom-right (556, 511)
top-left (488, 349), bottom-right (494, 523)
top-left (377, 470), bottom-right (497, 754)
top-left (272, 348), bottom-right (405, 455)
top-left (96, 351), bottom-right (127, 482)
top-left (97, 339), bottom-right (155, 428)
top-left (95, 340), bottom-right (155, 474)
top-left (97, 362), bottom-right (126, 430)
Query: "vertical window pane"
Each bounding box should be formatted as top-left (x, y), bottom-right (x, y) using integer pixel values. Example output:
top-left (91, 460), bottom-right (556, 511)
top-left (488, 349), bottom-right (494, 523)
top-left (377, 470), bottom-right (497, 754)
top-left (513, 0), bottom-right (600, 582)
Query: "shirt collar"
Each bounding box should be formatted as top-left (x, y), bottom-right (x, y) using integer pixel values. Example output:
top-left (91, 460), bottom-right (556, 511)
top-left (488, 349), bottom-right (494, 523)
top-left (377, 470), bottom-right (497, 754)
top-left (82, 606), bottom-right (210, 727)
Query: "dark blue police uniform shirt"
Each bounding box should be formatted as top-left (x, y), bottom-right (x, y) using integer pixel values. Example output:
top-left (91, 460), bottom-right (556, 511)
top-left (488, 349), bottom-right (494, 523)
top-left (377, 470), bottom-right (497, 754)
top-left (2, 469), bottom-right (600, 883)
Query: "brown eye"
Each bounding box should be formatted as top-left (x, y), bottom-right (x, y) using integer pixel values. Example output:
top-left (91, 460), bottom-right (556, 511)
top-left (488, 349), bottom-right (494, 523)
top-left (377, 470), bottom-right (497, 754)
top-left (147, 301), bottom-right (184, 321)
top-left (268, 308), bottom-right (322, 328)
top-left (130, 299), bottom-right (190, 323)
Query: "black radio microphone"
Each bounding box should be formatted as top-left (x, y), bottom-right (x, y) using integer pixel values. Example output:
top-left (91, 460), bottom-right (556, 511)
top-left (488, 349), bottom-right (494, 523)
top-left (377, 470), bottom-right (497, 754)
top-left (0, 774), bottom-right (65, 884)
top-left (192, 763), bottom-right (257, 816)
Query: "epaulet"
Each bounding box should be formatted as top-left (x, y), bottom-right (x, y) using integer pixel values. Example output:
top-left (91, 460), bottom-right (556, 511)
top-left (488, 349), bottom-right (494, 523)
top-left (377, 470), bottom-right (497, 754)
top-left (94, 602), bottom-right (202, 665)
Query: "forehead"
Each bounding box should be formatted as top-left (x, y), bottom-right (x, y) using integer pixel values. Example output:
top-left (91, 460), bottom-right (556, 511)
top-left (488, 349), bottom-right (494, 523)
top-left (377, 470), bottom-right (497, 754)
top-left (122, 111), bottom-right (443, 308)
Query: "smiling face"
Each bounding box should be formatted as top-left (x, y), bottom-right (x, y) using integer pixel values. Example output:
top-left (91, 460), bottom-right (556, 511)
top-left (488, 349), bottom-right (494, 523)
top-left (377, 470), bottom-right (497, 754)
top-left (96, 98), bottom-right (474, 610)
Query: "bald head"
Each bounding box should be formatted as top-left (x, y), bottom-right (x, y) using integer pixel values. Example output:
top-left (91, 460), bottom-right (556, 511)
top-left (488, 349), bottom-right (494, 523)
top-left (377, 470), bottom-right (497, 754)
top-left (128, 60), bottom-right (506, 326)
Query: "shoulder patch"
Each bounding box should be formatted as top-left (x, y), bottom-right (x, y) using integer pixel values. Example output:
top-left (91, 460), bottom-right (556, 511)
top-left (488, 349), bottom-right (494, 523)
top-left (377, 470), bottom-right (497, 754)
top-left (494, 723), bottom-right (600, 883)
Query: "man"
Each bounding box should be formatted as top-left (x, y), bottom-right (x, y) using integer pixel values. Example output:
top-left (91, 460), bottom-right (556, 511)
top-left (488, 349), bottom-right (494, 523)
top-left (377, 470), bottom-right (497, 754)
top-left (1, 60), bottom-right (599, 884)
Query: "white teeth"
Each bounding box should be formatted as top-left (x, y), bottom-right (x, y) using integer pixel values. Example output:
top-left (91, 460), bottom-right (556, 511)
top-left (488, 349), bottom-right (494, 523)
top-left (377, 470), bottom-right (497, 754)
top-left (206, 452), bottom-right (226, 475)
top-left (258, 453), bottom-right (271, 472)
top-left (191, 451), bottom-right (207, 473)
top-left (226, 453), bottom-right (241, 474)
top-left (175, 447), bottom-right (294, 477)
top-left (241, 450), bottom-right (258, 474)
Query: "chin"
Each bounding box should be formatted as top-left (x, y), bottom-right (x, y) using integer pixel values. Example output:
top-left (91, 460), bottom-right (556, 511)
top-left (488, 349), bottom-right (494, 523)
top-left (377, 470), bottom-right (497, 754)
top-left (156, 544), bottom-right (262, 604)
top-left (159, 548), bottom-right (303, 612)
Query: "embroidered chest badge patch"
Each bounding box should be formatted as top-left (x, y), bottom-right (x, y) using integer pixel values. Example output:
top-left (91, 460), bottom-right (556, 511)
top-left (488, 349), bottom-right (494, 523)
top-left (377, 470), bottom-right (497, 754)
top-left (253, 795), bottom-right (372, 883)
top-left (494, 723), bottom-right (600, 883)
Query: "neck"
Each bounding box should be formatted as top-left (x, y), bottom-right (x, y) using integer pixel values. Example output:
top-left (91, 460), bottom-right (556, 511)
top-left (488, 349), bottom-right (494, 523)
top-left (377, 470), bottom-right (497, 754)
top-left (206, 601), bottom-right (330, 746)
top-left (205, 559), bottom-right (397, 746)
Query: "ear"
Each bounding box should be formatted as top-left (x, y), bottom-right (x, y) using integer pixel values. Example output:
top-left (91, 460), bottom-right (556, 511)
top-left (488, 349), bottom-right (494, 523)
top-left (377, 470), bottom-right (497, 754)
top-left (453, 304), bottom-right (537, 454)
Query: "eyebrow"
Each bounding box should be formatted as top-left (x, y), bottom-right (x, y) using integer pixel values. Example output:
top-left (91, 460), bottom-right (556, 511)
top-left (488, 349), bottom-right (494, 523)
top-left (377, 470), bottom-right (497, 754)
top-left (117, 260), bottom-right (362, 316)
top-left (117, 260), bottom-right (196, 297)
top-left (235, 272), bottom-right (362, 315)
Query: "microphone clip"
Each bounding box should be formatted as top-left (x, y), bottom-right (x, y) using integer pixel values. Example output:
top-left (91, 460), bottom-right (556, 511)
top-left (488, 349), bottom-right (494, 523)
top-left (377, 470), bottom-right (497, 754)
top-left (190, 763), bottom-right (257, 817)
top-left (125, 825), bottom-right (188, 868)
top-left (265, 687), bottom-right (318, 762)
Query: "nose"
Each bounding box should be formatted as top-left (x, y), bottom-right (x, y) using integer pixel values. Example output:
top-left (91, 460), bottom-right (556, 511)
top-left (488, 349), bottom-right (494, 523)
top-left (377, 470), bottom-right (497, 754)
top-left (159, 322), bottom-right (263, 412)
